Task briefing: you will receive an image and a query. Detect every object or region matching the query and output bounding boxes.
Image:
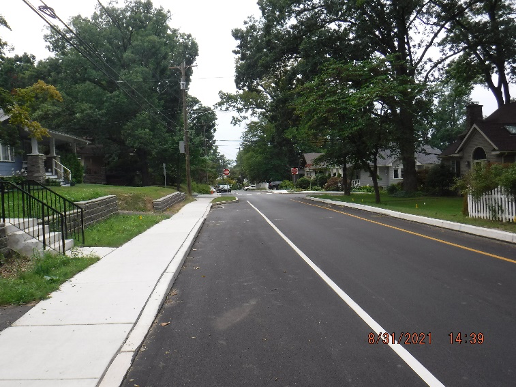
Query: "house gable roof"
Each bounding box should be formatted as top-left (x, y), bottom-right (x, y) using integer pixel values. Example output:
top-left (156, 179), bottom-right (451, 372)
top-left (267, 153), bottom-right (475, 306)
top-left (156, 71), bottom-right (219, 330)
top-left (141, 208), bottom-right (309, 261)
top-left (377, 146), bottom-right (440, 166)
top-left (303, 153), bottom-right (325, 167)
top-left (441, 102), bottom-right (516, 156)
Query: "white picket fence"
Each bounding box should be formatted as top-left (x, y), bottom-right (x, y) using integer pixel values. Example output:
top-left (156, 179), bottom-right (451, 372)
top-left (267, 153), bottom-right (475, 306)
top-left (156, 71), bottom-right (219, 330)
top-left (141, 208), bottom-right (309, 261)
top-left (468, 187), bottom-right (516, 222)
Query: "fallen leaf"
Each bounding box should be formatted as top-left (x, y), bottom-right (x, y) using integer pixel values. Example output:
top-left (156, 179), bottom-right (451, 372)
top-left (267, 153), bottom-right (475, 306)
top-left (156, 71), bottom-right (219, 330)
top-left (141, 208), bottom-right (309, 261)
top-left (160, 322), bottom-right (171, 327)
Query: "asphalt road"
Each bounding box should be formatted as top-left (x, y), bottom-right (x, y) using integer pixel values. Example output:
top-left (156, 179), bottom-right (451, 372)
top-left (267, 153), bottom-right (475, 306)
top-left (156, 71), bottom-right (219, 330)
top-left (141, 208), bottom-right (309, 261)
top-left (122, 192), bottom-right (516, 387)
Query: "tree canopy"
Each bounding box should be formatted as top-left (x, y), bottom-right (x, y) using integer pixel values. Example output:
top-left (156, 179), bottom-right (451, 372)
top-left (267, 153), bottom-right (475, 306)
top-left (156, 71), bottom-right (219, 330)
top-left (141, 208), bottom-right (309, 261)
top-left (225, 0), bottom-right (515, 192)
top-left (1, 0), bottom-right (223, 187)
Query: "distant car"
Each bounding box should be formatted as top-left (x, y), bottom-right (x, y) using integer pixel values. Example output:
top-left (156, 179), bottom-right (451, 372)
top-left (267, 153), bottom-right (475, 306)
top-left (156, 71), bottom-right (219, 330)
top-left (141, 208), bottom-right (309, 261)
top-left (244, 184), bottom-right (256, 191)
top-left (216, 184), bottom-right (231, 193)
top-left (268, 181), bottom-right (282, 190)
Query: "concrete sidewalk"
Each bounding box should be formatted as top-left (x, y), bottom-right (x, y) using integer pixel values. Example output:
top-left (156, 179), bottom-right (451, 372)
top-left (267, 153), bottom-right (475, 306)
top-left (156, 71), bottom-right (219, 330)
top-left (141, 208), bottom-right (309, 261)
top-left (0, 197), bottom-right (213, 387)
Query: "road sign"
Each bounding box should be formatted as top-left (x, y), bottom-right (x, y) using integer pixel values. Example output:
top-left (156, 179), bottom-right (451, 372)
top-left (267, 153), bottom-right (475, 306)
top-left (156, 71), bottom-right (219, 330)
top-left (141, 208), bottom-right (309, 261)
top-left (291, 167), bottom-right (299, 175)
top-left (223, 168), bottom-right (230, 176)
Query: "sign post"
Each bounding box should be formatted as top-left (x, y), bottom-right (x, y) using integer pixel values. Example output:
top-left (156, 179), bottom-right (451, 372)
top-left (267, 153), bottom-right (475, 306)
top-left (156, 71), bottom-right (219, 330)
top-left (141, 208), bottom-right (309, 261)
top-left (291, 167), bottom-right (298, 185)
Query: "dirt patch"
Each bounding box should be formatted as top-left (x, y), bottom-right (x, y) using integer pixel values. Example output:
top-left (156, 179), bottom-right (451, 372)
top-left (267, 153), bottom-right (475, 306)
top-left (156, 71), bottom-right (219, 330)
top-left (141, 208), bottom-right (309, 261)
top-left (0, 253), bottom-right (33, 279)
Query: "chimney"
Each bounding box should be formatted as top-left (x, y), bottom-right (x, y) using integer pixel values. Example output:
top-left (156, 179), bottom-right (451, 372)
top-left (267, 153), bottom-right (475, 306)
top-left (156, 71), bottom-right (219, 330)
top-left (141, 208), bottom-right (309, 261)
top-left (465, 103), bottom-right (483, 130)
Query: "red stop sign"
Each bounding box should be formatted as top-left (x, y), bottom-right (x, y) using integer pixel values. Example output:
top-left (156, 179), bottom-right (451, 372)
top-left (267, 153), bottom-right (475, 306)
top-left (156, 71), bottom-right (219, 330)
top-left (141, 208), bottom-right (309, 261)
top-left (291, 167), bottom-right (298, 175)
top-left (223, 168), bottom-right (230, 176)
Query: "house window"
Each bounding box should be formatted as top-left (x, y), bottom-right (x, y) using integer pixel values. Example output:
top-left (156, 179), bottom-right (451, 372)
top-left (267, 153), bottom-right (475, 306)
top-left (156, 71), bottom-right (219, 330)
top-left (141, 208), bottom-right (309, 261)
top-left (472, 147), bottom-right (487, 167)
top-left (0, 144), bottom-right (14, 162)
top-left (393, 166), bottom-right (404, 179)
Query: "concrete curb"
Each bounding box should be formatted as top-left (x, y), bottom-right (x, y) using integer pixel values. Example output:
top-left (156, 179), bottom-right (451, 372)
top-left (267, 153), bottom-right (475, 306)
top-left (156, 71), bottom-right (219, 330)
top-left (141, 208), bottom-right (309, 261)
top-left (98, 202), bottom-right (212, 387)
top-left (211, 197), bottom-right (239, 206)
top-left (308, 197), bottom-right (516, 244)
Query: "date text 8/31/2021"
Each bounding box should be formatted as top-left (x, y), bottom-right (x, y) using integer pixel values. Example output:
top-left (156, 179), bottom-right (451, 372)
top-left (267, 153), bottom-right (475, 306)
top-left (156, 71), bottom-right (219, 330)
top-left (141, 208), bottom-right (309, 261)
top-left (367, 332), bottom-right (485, 345)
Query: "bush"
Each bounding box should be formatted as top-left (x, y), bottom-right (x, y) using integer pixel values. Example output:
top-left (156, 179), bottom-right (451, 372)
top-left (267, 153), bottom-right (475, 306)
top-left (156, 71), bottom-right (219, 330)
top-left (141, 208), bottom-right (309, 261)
top-left (498, 164), bottom-right (516, 197)
top-left (60, 153), bottom-right (84, 184)
top-left (315, 174), bottom-right (328, 188)
top-left (279, 180), bottom-right (294, 190)
top-left (323, 177), bottom-right (342, 191)
top-left (191, 182), bottom-right (211, 194)
top-left (455, 163), bottom-right (507, 198)
top-left (424, 164), bottom-right (456, 196)
top-left (386, 182), bottom-right (403, 195)
top-left (353, 185), bottom-right (374, 193)
top-left (296, 177), bottom-right (311, 189)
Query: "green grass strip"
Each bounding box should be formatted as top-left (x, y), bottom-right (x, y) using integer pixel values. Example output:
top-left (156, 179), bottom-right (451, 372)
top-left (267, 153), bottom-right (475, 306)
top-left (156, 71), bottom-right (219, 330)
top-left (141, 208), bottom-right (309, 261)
top-left (0, 253), bottom-right (98, 306)
top-left (81, 213), bottom-right (169, 247)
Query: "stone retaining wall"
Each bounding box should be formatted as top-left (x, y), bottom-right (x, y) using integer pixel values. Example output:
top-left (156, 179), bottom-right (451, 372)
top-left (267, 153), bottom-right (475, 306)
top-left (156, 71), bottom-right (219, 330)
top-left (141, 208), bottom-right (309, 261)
top-left (75, 195), bottom-right (118, 227)
top-left (153, 192), bottom-right (186, 212)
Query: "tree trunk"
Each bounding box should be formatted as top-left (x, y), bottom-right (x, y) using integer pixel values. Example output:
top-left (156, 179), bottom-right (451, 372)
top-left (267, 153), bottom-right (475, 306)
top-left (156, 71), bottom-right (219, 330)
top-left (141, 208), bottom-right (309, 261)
top-left (399, 107), bottom-right (418, 193)
top-left (342, 163), bottom-right (350, 195)
top-left (365, 160), bottom-right (381, 204)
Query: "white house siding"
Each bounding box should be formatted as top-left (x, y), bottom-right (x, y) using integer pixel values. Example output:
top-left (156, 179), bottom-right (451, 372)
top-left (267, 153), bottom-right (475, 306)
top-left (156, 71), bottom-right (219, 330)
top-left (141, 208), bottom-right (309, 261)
top-left (358, 166), bottom-right (391, 188)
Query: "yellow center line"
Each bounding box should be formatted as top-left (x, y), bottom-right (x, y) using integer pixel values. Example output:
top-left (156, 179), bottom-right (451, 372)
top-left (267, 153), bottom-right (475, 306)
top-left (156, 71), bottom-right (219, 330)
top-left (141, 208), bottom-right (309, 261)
top-left (293, 199), bottom-right (516, 264)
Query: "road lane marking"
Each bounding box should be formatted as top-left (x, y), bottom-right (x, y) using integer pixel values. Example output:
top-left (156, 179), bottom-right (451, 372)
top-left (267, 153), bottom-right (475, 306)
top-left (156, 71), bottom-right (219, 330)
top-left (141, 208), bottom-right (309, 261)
top-left (296, 200), bottom-right (516, 264)
top-left (248, 201), bottom-right (445, 387)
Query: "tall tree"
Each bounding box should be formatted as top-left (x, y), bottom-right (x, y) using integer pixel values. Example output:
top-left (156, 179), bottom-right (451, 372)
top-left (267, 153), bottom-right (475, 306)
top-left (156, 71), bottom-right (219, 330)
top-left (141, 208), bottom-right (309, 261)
top-left (232, 0), bottom-right (448, 192)
top-left (427, 79), bottom-right (472, 150)
top-left (0, 15), bottom-right (10, 57)
top-left (293, 59), bottom-right (402, 202)
top-left (437, 0), bottom-right (516, 107)
top-left (38, 0), bottom-right (201, 185)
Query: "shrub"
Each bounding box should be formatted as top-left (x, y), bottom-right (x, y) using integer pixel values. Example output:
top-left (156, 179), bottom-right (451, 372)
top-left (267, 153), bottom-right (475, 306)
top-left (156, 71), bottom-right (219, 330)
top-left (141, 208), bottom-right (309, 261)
top-left (424, 164), bottom-right (456, 196)
top-left (498, 164), bottom-right (516, 197)
top-left (60, 153), bottom-right (84, 184)
top-left (323, 177), bottom-right (342, 191)
top-left (191, 182), bottom-right (211, 194)
top-left (279, 180), bottom-right (294, 190)
top-left (455, 163), bottom-right (506, 198)
top-left (315, 174), bottom-right (328, 188)
top-left (353, 185), bottom-right (374, 193)
top-left (386, 182), bottom-right (403, 195)
top-left (296, 177), bottom-right (311, 189)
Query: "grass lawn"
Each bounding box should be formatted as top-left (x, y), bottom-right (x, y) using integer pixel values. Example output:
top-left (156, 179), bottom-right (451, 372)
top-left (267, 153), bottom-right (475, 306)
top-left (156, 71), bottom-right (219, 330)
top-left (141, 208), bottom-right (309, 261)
top-left (82, 213), bottom-right (169, 247)
top-left (0, 185), bottom-right (189, 305)
top-left (0, 252), bottom-right (98, 305)
top-left (53, 184), bottom-right (179, 212)
top-left (313, 193), bottom-right (516, 233)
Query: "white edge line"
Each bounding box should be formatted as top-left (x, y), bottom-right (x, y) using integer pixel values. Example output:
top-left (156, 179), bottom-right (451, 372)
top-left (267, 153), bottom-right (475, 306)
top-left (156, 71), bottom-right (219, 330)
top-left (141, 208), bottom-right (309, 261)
top-left (248, 200), bottom-right (445, 387)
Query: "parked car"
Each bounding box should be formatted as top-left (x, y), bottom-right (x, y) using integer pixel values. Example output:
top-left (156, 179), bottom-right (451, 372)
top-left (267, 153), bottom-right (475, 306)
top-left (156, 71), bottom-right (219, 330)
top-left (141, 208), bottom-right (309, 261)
top-left (244, 184), bottom-right (256, 191)
top-left (216, 184), bottom-right (231, 193)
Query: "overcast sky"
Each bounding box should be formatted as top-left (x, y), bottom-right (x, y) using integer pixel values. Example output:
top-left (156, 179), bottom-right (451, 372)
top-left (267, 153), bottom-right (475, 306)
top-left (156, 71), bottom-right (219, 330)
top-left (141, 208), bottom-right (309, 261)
top-left (2, 0), bottom-right (502, 161)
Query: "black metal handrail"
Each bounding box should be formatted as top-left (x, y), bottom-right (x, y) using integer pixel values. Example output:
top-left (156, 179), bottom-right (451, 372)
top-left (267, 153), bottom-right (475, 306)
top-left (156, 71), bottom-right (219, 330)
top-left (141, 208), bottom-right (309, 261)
top-left (0, 181), bottom-right (69, 254)
top-left (19, 180), bottom-right (85, 245)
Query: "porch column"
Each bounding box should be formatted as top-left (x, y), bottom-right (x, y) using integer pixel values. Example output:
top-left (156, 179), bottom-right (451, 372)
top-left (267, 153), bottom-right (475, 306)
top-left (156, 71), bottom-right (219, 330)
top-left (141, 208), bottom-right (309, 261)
top-left (49, 137), bottom-right (56, 157)
top-left (27, 137), bottom-right (46, 183)
top-left (26, 154), bottom-right (46, 184)
top-left (30, 137), bottom-right (40, 155)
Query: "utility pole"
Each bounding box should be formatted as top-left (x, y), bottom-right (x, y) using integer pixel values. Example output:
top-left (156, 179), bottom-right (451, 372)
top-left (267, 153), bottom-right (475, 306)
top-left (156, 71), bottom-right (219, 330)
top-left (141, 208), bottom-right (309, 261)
top-left (171, 61), bottom-right (192, 196)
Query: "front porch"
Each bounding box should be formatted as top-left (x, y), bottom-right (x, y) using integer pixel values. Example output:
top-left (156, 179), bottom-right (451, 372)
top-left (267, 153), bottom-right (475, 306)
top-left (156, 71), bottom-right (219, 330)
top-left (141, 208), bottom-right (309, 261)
top-left (23, 129), bottom-right (89, 185)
